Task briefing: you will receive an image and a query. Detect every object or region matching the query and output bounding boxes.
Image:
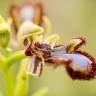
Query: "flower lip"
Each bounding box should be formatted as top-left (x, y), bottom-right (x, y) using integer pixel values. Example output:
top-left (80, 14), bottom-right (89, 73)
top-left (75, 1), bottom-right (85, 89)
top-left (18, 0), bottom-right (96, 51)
top-left (66, 50), bottom-right (96, 80)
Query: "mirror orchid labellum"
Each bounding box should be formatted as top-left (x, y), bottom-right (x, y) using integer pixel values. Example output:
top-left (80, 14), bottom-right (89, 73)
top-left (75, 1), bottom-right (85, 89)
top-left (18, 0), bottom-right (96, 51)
top-left (25, 37), bottom-right (96, 80)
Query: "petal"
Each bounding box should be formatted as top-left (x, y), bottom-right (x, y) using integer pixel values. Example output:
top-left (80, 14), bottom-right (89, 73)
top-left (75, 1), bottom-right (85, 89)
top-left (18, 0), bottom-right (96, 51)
top-left (34, 2), bottom-right (44, 25)
top-left (52, 37), bottom-right (86, 55)
top-left (42, 15), bottom-right (52, 35)
top-left (27, 55), bottom-right (44, 77)
top-left (45, 34), bottom-right (60, 47)
top-left (64, 37), bottom-right (86, 53)
top-left (17, 21), bottom-right (44, 48)
top-left (10, 4), bottom-right (20, 31)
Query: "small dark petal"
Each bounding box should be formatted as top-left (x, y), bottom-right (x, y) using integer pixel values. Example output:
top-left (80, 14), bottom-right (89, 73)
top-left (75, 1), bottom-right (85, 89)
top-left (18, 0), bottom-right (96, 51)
top-left (33, 56), bottom-right (42, 75)
top-left (65, 37), bottom-right (86, 53)
top-left (74, 37), bottom-right (86, 50)
top-left (25, 49), bottom-right (32, 56)
top-left (25, 44), bottom-right (33, 56)
top-left (27, 55), bottom-right (43, 77)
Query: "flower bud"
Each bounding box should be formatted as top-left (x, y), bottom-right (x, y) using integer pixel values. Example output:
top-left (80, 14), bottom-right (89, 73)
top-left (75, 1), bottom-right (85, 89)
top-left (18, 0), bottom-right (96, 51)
top-left (0, 16), bottom-right (11, 48)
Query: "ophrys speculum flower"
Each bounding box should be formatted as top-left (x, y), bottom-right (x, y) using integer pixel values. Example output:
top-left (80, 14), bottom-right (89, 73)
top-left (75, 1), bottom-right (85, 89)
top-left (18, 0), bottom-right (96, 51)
top-left (25, 37), bottom-right (96, 80)
top-left (9, 1), bottom-right (51, 34)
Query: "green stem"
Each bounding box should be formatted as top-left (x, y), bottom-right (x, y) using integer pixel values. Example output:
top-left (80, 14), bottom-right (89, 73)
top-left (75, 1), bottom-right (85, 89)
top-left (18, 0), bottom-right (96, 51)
top-left (5, 69), bottom-right (15, 96)
top-left (14, 59), bottom-right (29, 96)
top-left (6, 50), bottom-right (26, 68)
top-left (0, 53), bottom-right (6, 70)
top-left (2, 48), bottom-right (12, 57)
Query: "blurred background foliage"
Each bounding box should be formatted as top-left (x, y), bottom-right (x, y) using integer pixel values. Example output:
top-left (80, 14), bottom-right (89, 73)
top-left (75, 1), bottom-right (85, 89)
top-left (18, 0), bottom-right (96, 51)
top-left (0, 0), bottom-right (96, 96)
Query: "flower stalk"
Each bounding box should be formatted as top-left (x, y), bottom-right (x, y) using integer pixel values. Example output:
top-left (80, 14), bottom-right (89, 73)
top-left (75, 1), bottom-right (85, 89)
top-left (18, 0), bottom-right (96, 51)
top-left (5, 69), bottom-right (15, 96)
top-left (14, 59), bottom-right (29, 96)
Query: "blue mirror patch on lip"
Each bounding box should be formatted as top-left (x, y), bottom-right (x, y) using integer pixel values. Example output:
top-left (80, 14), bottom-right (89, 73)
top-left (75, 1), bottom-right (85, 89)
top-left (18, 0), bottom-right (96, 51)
top-left (62, 54), bottom-right (92, 70)
top-left (51, 52), bottom-right (92, 70)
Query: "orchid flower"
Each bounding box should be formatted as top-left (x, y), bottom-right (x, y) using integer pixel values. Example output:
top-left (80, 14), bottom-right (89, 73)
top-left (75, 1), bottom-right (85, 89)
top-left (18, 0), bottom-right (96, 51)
top-left (9, 1), bottom-right (52, 34)
top-left (25, 37), bottom-right (96, 80)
